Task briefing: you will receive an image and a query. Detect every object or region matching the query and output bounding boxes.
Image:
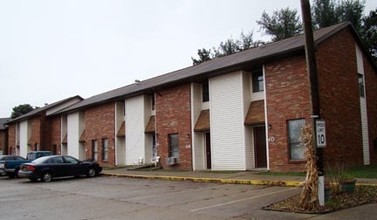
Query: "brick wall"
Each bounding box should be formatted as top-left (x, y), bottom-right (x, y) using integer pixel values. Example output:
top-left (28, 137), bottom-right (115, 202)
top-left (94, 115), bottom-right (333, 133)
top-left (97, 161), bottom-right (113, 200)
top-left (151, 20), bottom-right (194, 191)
top-left (0, 130), bottom-right (6, 154)
top-left (40, 115), bottom-right (51, 150)
top-left (28, 117), bottom-right (41, 150)
top-left (83, 103), bottom-right (115, 166)
top-left (316, 28), bottom-right (363, 167)
top-left (49, 116), bottom-right (61, 154)
top-left (156, 84), bottom-right (192, 170)
top-left (7, 124), bottom-right (16, 155)
top-left (27, 115), bottom-right (51, 151)
top-left (265, 55), bottom-right (311, 172)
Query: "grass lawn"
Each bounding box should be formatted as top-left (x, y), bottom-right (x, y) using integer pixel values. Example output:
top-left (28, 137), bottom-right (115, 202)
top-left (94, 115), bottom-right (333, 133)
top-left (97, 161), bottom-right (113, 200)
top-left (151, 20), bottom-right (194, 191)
top-left (261, 164), bottom-right (377, 178)
top-left (346, 165), bottom-right (377, 178)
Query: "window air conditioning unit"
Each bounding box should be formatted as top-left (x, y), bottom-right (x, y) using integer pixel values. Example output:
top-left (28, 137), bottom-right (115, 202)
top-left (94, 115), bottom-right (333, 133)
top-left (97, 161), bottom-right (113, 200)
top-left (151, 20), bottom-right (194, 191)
top-left (166, 157), bottom-right (178, 165)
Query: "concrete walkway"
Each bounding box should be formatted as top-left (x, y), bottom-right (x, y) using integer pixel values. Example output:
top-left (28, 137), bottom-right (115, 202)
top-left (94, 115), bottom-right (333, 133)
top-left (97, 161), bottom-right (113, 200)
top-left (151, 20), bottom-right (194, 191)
top-left (102, 168), bottom-right (377, 187)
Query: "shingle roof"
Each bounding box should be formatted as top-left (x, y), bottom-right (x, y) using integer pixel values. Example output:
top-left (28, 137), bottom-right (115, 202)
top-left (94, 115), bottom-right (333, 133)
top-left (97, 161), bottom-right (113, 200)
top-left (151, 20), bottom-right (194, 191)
top-left (6, 95), bottom-right (83, 124)
top-left (0, 118), bottom-right (10, 130)
top-left (60, 22), bottom-right (356, 114)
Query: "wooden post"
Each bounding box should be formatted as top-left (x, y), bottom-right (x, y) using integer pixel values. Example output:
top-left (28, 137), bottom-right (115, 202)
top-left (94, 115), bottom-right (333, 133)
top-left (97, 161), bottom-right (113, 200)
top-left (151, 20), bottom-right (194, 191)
top-left (300, 0), bottom-right (324, 206)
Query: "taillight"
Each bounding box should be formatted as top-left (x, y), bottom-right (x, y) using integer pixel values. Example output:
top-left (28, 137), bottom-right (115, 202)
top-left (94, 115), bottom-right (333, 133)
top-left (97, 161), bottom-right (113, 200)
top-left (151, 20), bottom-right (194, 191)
top-left (26, 165), bottom-right (35, 171)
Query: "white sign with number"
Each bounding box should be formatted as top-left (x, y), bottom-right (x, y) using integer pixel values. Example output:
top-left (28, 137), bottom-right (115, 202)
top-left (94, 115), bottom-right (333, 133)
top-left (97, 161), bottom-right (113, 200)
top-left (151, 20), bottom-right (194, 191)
top-left (316, 120), bottom-right (326, 148)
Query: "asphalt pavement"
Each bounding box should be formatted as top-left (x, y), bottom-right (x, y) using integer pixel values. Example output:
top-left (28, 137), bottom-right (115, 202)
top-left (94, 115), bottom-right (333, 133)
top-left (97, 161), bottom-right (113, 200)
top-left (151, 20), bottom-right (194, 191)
top-left (102, 167), bottom-right (377, 219)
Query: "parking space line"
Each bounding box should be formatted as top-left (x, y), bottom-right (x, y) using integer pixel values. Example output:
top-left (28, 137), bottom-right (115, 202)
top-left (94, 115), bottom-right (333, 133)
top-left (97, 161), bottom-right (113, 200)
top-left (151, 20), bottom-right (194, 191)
top-left (190, 187), bottom-right (297, 212)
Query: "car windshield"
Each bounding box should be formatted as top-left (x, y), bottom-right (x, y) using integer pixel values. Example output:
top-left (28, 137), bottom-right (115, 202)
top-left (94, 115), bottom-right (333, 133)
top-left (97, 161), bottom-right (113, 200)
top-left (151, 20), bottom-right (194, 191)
top-left (0, 155), bottom-right (6, 160)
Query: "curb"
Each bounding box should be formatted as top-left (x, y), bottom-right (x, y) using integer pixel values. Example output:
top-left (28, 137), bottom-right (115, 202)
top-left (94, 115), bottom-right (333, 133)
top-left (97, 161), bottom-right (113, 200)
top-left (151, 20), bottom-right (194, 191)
top-left (356, 182), bottom-right (377, 187)
top-left (102, 173), bottom-right (303, 187)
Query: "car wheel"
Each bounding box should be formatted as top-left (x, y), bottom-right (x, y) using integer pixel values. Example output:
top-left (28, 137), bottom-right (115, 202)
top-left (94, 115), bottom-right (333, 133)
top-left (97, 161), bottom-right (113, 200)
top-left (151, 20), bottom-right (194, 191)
top-left (41, 172), bottom-right (53, 182)
top-left (14, 168), bottom-right (20, 178)
top-left (86, 168), bottom-right (96, 177)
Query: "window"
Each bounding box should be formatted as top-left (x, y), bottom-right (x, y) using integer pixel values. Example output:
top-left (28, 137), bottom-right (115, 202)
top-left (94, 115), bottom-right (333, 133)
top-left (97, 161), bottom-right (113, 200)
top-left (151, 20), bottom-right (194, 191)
top-left (92, 140), bottom-right (98, 161)
top-left (288, 119), bottom-right (306, 160)
top-left (63, 156), bottom-right (79, 164)
top-left (358, 73), bottom-right (365, 98)
top-left (47, 157), bottom-right (64, 164)
top-left (252, 69), bottom-right (264, 93)
top-left (168, 134), bottom-right (179, 158)
top-left (202, 81), bottom-right (209, 102)
top-left (102, 138), bottom-right (109, 161)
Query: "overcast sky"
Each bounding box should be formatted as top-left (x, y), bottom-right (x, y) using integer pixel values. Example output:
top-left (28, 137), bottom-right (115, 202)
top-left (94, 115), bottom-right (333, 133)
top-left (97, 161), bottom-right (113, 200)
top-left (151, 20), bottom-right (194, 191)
top-left (1, 0), bottom-right (376, 117)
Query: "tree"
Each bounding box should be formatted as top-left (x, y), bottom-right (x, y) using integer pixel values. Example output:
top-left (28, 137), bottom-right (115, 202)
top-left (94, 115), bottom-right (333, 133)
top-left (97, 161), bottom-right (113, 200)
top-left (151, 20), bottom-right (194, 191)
top-left (312, 0), bottom-right (338, 29)
top-left (337, 0), bottom-right (365, 33)
top-left (312, 0), bottom-right (375, 63)
top-left (213, 38), bottom-right (241, 58)
top-left (256, 7), bottom-right (303, 41)
top-left (192, 31), bottom-right (257, 65)
top-left (312, 0), bottom-right (365, 31)
top-left (362, 9), bottom-right (377, 63)
top-left (11, 104), bottom-right (35, 119)
top-left (192, 48), bottom-right (213, 66)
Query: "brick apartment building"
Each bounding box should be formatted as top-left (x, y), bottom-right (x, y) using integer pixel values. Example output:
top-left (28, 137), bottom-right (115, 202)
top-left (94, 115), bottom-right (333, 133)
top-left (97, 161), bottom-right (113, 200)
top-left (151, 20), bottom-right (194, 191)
top-left (7, 22), bottom-right (377, 172)
top-left (6, 96), bottom-right (82, 158)
top-left (50, 22), bottom-right (377, 172)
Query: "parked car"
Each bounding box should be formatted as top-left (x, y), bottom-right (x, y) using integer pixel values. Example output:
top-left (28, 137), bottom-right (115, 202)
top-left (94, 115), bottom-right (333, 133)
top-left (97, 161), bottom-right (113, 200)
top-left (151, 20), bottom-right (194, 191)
top-left (0, 151), bottom-right (52, 178)
top-left (0, 155), bottom-right (26, 176)
top-left (18, 155), bottom-right (102, 182)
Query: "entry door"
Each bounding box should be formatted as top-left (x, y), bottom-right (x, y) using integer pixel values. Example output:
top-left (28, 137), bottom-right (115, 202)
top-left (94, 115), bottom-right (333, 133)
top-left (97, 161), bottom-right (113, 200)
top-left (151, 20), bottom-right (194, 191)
top-left (205, 133), bottom-right (211, 169)
top-left (254, 126), bottom-right (267, 168)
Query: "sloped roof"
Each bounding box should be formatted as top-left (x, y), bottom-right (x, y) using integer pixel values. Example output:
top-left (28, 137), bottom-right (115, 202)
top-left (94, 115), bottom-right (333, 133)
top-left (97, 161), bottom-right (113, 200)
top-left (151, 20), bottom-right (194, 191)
top-left (0, 118), bottom-right (10, 130)
top-left (6, 95), bottom-right (83, 124)
top-left (60, 22), bottom-right (360, 114)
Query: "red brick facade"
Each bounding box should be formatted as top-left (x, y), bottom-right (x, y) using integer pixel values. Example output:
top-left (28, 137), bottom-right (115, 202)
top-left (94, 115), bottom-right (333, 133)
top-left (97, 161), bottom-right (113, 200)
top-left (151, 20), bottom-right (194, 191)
top-left (317, 28), bottom-right (365, 167)
top-left (265, 28), bottom-right (377, 172)
top-left (7, 124), bottom-right (16, 155)
top-left (49, 116), bottom-right (61, 154)
top-left (3, 24), bottom-right (376, 172)
top-left (83, 103), bottom-right (116, 167)
top-left (156, 84), bottom-right (192, 170)
top-left (265, 55), bottom-right (311, 172)
top-left (22, 115), bottom-right (55, 152)
top-left (27, 117), bottom-right (42, 150)
top-left (0, 130), bottom-right (7, 154)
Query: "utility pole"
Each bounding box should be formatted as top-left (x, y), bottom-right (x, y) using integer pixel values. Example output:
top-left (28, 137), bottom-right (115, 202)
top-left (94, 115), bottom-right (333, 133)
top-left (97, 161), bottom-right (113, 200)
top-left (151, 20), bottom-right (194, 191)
top-left (300, 0), bottom-right (325, 206)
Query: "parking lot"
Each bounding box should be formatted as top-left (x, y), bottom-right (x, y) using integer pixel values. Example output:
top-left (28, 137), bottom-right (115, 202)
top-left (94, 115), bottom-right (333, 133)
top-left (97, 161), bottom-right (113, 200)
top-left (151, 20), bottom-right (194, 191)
top-left (0, 175), bottom-right (314, 220)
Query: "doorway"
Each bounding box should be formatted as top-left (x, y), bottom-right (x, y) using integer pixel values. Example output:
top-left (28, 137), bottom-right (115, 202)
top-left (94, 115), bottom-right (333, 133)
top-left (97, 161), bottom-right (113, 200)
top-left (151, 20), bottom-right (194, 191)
top-left (205, 132), bottom-right (211, 169)
top-left (254, 126), bottom-right (267, 168)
